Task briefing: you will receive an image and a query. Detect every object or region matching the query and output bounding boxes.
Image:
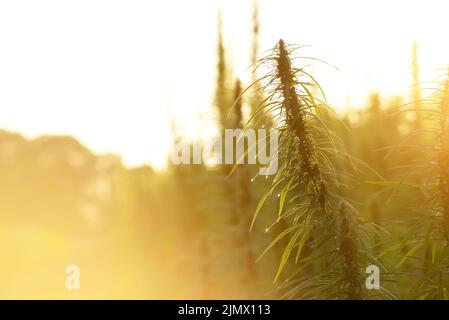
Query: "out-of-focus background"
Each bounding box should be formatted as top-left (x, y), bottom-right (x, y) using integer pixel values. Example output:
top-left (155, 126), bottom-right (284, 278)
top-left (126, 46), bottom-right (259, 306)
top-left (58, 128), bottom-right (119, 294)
top-left (0, 0), bottom-right (448, 299)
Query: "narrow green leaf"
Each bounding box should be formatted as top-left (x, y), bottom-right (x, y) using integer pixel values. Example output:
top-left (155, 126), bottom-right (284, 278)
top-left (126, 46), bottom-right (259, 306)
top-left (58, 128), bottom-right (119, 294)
top-left (274, 227), bottom-right (303, 283)
top-left (365, 180), bottom-right (401, 187)
top-left (295, 218), bottom-right (312, 264)
top-left (256, 224), bottom-right (301, 262)
top-left (395, 243), bottom-right (422, 268)
top-left (250, 179), bottom-right (283, 230)
top-left (278, 177), bottom-right (295, 218)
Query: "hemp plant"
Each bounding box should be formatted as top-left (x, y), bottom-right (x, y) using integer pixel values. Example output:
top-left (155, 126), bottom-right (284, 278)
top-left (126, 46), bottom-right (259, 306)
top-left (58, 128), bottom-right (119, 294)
top-left (402, 69), bottom-right (449, 299)
top-left (242, 39), bottom-right (388, 299)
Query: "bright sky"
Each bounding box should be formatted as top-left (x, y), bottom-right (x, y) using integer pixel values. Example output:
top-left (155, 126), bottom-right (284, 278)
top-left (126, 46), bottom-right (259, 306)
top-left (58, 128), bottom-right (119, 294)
top-left (0, 0), bottom-right (448, 169)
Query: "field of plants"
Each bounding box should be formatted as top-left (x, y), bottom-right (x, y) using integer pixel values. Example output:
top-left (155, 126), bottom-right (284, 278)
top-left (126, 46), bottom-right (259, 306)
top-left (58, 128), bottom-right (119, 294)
top-left (162, 6), bottom-right (449, 299)
top-left (1, 2), bottom-right (448, 300)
